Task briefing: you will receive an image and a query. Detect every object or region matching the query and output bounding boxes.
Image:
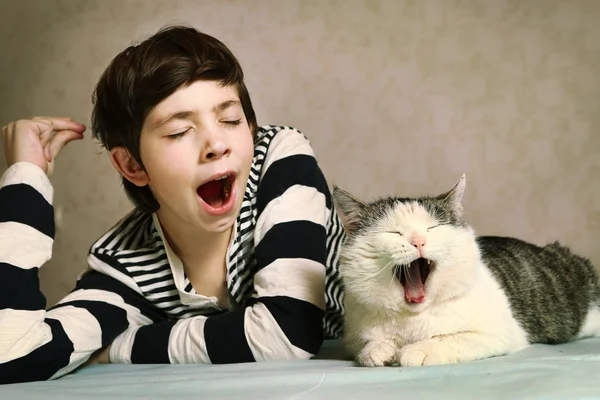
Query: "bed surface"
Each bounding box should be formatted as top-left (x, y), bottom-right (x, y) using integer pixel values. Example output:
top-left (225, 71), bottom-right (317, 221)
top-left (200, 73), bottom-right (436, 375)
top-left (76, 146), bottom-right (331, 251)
top-left (2, 338), bottom-right (599, 399)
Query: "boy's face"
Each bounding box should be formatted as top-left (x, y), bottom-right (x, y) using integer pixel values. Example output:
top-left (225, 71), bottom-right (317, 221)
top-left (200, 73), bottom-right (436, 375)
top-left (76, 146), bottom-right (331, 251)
top-left (139, 80), bottom-right (254, 234)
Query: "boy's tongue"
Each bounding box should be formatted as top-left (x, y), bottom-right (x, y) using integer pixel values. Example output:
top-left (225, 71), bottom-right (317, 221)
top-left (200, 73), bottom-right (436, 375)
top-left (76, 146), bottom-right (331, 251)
top-left (197, 180), bottom-right (224, 207)
top-left (404, 260), bottom-right (425, 303)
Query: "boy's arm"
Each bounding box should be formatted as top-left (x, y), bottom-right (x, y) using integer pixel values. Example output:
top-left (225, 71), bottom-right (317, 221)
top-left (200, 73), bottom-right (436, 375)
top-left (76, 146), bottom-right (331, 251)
top-left (0, 163), bottom-right (162, 384)
top-left (108, 127), bottom-right (329, 364)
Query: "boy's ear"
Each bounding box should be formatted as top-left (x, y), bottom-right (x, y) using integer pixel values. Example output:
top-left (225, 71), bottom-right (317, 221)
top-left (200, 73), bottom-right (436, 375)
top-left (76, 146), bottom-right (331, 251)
top-left (109, 147), bottom-right (149, 187)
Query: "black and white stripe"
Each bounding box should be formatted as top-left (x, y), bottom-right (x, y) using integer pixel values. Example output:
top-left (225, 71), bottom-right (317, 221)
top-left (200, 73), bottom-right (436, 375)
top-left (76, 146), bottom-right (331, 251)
top-left (0, 126), bottom-right (346, 384)
top-left (0, 164), bottom-right (165, 384)
top-left (88, 126), bottom-right (346, 337)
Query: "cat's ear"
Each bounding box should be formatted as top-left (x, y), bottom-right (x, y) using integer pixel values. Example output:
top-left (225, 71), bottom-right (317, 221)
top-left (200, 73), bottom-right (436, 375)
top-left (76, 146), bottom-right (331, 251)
top-left (437, 174), bottom-right (466, 215)
top-left (332, 185), bottom-right (366, 235)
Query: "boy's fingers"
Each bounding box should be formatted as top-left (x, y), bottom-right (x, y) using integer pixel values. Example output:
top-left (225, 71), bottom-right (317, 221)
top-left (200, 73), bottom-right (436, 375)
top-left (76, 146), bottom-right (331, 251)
top-left (43, 143), bottom-right (52, 162)
top-left (48, 129), bottom-right (84, 159)
top-left (32, 117), bottom-right (86, 134)
top-left (32, 116), bottom-right (74, 122)
top-left (38, 121), bottom-right (55, 148)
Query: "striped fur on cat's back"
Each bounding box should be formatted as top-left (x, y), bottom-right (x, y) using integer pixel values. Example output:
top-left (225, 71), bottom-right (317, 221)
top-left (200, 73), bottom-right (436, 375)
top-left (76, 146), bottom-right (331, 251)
top-left (478, 236), bottom-right (600, 343)
top-left (333, 174), bottom-right (600, 367)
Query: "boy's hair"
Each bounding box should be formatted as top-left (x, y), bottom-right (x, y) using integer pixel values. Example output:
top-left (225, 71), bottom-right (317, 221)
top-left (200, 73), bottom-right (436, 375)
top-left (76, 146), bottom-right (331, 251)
top-left (91, 25), bottom-right (258, 214)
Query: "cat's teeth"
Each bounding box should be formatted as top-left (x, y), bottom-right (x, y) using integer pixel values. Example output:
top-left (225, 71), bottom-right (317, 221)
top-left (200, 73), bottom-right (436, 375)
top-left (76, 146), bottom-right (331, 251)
top-left (427, 260), bottom-right (431, 265)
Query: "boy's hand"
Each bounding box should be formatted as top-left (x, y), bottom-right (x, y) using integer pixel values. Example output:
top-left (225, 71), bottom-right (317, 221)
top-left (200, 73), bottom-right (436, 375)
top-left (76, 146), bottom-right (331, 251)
top-left (2, 117), bottom-right (86, 176)
top-left (85, 344), bottom-right (111, 365)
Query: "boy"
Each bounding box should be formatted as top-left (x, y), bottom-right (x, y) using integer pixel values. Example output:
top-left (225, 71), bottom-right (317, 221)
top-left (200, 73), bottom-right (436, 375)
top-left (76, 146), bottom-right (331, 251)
top-left (0, 25), bottom-right (346, 384)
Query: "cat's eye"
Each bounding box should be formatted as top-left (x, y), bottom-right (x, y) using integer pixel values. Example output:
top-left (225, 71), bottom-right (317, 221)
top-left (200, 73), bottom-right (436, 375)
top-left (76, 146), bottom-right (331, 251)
top-left (427, 224), bottom-right (445, 231)
top-left (386, 231), bottom-right (403, 236)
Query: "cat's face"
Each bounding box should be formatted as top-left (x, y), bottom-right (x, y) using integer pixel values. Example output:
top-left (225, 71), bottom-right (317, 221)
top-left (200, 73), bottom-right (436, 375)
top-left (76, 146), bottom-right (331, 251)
top-left (333, 175), bottom-right (480, 313)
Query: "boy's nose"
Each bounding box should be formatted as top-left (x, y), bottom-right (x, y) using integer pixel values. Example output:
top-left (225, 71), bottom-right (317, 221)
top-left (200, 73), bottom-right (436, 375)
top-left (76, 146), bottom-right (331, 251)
top-left (201, 138), bottom-right (231, 162)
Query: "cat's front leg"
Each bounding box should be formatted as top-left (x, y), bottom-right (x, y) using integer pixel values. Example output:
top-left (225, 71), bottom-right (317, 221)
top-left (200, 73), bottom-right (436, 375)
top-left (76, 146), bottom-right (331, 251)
top-left (344, 326), bottom-right (397, 367)
top-left (356, 339), bottom-right (396, 367)
top-left (397, 332), bottom-right (513, 367)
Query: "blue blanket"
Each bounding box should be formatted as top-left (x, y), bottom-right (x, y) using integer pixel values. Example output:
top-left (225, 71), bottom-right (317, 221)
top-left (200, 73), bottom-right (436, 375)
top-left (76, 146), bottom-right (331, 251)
top-left (2, 338), bottom-right (599, 399)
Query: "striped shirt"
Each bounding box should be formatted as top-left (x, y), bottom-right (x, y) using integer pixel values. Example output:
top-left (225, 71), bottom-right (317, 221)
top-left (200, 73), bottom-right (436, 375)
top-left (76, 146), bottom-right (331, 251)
top-left (0, 125), bottom-right (346, 384)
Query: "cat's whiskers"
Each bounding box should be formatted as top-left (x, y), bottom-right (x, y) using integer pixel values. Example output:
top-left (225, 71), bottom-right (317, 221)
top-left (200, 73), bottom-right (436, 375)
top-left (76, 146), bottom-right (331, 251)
top-left (388, 263), bottom-right (407, 291)
top-left (404, 263), bottom-right (418, 287)
top-left (363, 258), bottom-right (394, 280)
top-left (387, 269), bottom-right (397, 291)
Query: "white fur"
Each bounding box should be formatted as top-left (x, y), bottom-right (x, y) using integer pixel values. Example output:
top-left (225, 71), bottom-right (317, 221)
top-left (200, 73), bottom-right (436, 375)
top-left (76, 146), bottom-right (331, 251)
top-left (577, 306), bottom-right (600, 339)
top-left (340, 200), bottom-right (530, 367)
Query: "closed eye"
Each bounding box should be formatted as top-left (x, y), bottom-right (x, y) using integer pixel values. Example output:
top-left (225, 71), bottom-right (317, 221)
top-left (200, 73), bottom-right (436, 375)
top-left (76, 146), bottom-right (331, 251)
top-left (427, 224), bottom-right (446, 231)
top-left (221, 119), bottom-right (242, 126)
top-left (166, 128), bottom-right (191, 140)
top-left (386, 231), bottom-right (403, 236)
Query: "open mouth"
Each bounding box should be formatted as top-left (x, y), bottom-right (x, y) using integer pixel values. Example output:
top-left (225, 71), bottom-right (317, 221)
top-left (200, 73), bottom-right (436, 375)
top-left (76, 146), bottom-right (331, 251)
top-left (196, 172), bottom-right (236, 214)
top-left (395, 258), bottom-right (434, 304)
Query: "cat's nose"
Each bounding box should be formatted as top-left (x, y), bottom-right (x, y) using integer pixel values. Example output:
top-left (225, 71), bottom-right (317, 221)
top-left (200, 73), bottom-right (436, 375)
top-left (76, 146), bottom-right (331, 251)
top-left (411, 237), bottom-right (426, 250)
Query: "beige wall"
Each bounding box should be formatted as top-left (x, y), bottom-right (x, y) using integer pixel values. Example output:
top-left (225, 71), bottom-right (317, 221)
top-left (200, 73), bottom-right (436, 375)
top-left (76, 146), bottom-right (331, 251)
top-left (1, 0), bottom-right (599, 306)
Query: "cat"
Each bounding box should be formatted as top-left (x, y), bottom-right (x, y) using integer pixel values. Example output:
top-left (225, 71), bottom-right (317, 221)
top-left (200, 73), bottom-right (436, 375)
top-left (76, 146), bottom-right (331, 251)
top-left (332, 174), bottom-right (600, 367)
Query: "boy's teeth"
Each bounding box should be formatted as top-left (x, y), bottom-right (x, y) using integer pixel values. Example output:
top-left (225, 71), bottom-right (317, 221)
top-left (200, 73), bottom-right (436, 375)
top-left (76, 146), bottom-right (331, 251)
top-left (214, 174), bottom-right (230, 181)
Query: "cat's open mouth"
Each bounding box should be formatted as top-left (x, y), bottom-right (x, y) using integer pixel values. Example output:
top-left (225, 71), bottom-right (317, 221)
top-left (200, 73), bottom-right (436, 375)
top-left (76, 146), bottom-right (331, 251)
top-left (395, 258), bottom-right (434, 304)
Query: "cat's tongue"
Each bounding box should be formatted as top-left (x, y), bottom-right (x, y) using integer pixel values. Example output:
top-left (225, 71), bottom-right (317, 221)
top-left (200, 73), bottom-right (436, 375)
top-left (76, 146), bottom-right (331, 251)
top-left (405, 259), bottom-right (425, 303)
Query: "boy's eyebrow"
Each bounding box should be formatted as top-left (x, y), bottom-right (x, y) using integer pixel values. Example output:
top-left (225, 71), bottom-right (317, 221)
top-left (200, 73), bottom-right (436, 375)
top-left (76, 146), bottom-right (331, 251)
top-left (212, 99), bottom-right (241, 112)
top-left (152, 111), bottom-right (195, 130)
top-left (152, 100), bottom-right (241, 129)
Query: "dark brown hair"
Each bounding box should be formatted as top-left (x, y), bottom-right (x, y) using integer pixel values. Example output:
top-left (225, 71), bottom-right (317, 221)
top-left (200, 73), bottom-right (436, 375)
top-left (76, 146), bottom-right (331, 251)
top-left (91, 25), bottom-right (258, 213)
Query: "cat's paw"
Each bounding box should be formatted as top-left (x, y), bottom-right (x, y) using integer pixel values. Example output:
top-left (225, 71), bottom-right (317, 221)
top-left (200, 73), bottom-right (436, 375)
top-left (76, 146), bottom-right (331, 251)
top-left (356, 342), bottom-right (396, 367)
top-left (397, 340), bottom-right (456, 367)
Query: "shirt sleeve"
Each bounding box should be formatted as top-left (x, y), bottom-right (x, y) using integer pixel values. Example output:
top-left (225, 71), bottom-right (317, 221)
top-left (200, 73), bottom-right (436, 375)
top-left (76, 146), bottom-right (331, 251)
top-left (108, 127), bottom-right (330, 364)
top-left (0, 163), bottom-right (163, 384)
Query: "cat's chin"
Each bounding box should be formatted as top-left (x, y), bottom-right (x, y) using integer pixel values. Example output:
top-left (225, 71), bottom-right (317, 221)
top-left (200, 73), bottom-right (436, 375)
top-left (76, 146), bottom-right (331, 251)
top-left (399, 300), bottom-right (430, 313)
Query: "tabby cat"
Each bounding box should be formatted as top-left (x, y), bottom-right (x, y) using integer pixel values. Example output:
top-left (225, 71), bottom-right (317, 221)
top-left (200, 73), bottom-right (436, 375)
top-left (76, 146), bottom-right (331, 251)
top-left (333, 175), bottom-right (600, 367)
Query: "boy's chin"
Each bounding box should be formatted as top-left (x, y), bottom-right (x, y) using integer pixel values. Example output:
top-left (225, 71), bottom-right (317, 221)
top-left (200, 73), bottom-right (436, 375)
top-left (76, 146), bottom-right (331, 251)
top-left (201, 216), bottom-right (237, 234)
top-left (198, 200), bottom-right (242, 233)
